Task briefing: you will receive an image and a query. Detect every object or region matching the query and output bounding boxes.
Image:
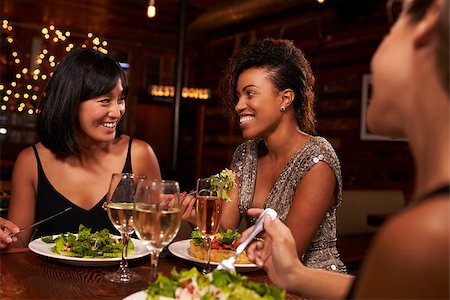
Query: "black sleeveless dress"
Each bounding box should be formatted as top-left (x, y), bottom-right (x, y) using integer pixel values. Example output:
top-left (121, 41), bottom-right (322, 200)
top-left (31, 138), bottom-right (133, 238)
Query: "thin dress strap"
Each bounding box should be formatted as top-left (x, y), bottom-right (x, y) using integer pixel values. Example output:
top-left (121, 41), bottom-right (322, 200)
top-left (31, 144), bottom-right (43, 171)
top-left (122, 137), bottom-right (133, 173)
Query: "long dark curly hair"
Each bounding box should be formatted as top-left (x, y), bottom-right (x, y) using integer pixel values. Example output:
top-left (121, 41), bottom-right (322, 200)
top-left (219, 38), bottom-right (317, 135)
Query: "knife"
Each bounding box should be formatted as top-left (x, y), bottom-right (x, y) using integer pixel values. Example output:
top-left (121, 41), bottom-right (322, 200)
top-left (8, 207), bottom-right (73, 237)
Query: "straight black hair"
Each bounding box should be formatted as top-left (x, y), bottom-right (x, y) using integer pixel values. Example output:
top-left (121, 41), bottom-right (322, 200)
top-left (36, 48), bottom-right (128, 155)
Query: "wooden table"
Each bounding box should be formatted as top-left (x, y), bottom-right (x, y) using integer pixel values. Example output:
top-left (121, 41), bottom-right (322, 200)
top-left (0, 248), bottom-right (300, 299)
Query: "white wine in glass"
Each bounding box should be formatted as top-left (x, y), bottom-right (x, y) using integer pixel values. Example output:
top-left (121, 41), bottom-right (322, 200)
top-left (195, 177), bottom-right (223, 274)
top-left (104, 173), bottom-right (145, 283)
top-left (134, 179), bottom-right (182, 282)
top-left (107, 203), bottom-right (135, 233)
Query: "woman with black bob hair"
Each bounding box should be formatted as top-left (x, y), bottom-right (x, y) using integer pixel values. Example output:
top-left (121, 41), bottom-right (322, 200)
top-left (0, 48), bottom-right (161, 248)
top-left (37, 47), bottom-right (129, 154)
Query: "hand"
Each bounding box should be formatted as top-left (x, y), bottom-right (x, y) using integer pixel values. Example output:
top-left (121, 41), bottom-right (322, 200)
top-left (180, 192), bottom-right (196, 225)
top-left (0, 217), bottom-right (20, 249)
top-left (244, 208), bottom-right (303, 290)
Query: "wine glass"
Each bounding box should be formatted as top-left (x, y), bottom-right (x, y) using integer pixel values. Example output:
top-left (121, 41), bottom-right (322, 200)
top-left (134, 179), bottom-right (182, 282)
top-left (104, 173), bottom-right (145, 283)
top-left (195, 177), bottom-right (223, 274)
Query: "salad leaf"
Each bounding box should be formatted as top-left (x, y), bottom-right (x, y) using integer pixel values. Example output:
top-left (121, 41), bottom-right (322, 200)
top-left (41, 224), bottom-right (133, 258)
top-left (216, 229), bottom-right (241, 245)
top-left (41, 236), bottom-right (55, 243)
top-left (191, 227), bottom-right (242, 248)
top-left (208, 168), bottom-right (236, 201)
top-left (191, 227), bottom-right (205, 247)
top-left (146, 273), bottom-right (178, 299)
top-left (54, 236), bottom-right (65, 253)
top-left (145, 268), bottom-right (285, 300)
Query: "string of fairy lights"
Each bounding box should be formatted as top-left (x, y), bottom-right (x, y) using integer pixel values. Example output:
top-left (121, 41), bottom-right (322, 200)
top-left (0, 19), bottom-right (109, 115)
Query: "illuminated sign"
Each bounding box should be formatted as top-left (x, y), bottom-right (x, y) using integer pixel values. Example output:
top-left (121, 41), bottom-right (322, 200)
top-left (149, 85), bottom-right (210, 100)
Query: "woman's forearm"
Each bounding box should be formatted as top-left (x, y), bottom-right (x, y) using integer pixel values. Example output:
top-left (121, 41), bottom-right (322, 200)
top-left (288, 264), bottom-right (355, 299)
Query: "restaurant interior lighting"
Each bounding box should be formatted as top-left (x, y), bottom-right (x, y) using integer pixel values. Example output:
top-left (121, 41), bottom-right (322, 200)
top-left (147, 0), bottom-right (156, 18)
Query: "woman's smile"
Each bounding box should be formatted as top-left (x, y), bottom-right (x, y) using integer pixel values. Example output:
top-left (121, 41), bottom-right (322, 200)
top-left (101, 121), bottom-right (117, 129)
top-left (239, 115), bottom-right (255, 125)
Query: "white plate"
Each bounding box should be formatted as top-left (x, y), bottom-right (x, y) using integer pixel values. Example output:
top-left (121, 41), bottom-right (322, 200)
top-left (123, 291), bottom-right (147, 300)
top-left (168, 239), bottom-right (258, 272)
top-left (28, 235), bottom-right (150, 267)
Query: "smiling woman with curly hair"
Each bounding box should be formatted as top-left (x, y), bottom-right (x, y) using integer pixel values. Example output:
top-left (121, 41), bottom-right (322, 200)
top-left (191, 38), bottom-right (347, 274)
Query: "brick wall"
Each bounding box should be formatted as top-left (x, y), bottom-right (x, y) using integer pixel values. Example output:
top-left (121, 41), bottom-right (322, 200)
top-left (182, 1), bottom-right (415, 198)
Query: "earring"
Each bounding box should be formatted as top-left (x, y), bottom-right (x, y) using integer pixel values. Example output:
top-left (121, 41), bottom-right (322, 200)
top-left (280, 106), bottom-right (286, 112)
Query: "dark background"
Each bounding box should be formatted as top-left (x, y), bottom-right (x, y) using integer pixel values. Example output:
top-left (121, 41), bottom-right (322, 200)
top-left (0, 0), bottom-right (414, 196)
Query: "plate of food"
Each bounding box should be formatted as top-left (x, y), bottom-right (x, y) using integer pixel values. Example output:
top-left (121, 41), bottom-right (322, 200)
top-left (168, 228), bottom-right (258, 272)
top-left (28, 225), bottom-right (150, 266)
top-left (123, 268), bottom-right (285, 300)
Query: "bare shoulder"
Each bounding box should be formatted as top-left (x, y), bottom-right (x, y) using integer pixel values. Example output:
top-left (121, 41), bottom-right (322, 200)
top-left (129, 137), bottom-right (161, 179)
top-left (131, 137), bottom-right (156, 155)
top-left (355, 198), bottom-right (449, 298)
top-left (11, 145), bottom-right (40, 191)
top-left (130, 137), bottom-right (159, 163)
top-left (13, 145), bottom-right (38, 174)
top-left (383, 198), bottom-right (449, 257)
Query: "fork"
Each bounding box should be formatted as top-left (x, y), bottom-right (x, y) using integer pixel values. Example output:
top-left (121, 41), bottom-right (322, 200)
top-left (8, 207), bottom-right (72, 238)
top-left (216, 208), bottom-right (278, 272)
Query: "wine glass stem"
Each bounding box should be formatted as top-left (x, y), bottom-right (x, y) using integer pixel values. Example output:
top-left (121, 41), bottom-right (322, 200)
top-left (203, 237), bottom-right (212, 274)
top-left (119, 232), bottom-right (129, 272)
top-left (150, 250), bottom-right (160, 282)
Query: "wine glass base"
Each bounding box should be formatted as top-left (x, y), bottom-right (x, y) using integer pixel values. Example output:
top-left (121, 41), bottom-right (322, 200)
top-left (105, 269), bottom-right (141, 283)
top-left (201, 264), bottom-right (212, 274)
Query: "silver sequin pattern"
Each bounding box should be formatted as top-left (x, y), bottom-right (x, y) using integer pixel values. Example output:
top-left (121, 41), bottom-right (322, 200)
top-left (232, 136), bottom-right (347, 273)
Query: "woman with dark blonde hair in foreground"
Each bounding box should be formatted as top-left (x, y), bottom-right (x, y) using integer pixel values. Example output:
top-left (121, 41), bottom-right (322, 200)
top-left (244, 0), bottom-right (449, 298)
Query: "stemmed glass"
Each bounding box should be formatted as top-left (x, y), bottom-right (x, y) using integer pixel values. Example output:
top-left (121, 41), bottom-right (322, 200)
top-left (195, 177), bottom-right (223, 274)
top-left (134, 179), bottom-right (182, 282)
top-left (104, 173), bottom-right (145, 283)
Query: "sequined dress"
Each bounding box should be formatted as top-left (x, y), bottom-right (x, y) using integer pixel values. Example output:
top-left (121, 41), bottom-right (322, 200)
top-left (232, 136), bottom-right (347, 273)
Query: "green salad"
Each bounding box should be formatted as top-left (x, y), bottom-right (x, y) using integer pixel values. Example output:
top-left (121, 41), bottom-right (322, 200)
top-left (41, 224), bottom-right (134, 258)
top-left (208, 168), bottom-right (236, 201)
top-left (191, 227), bottom-right (242, 249)
top-left (146, 268), bottom-right (285, 300)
